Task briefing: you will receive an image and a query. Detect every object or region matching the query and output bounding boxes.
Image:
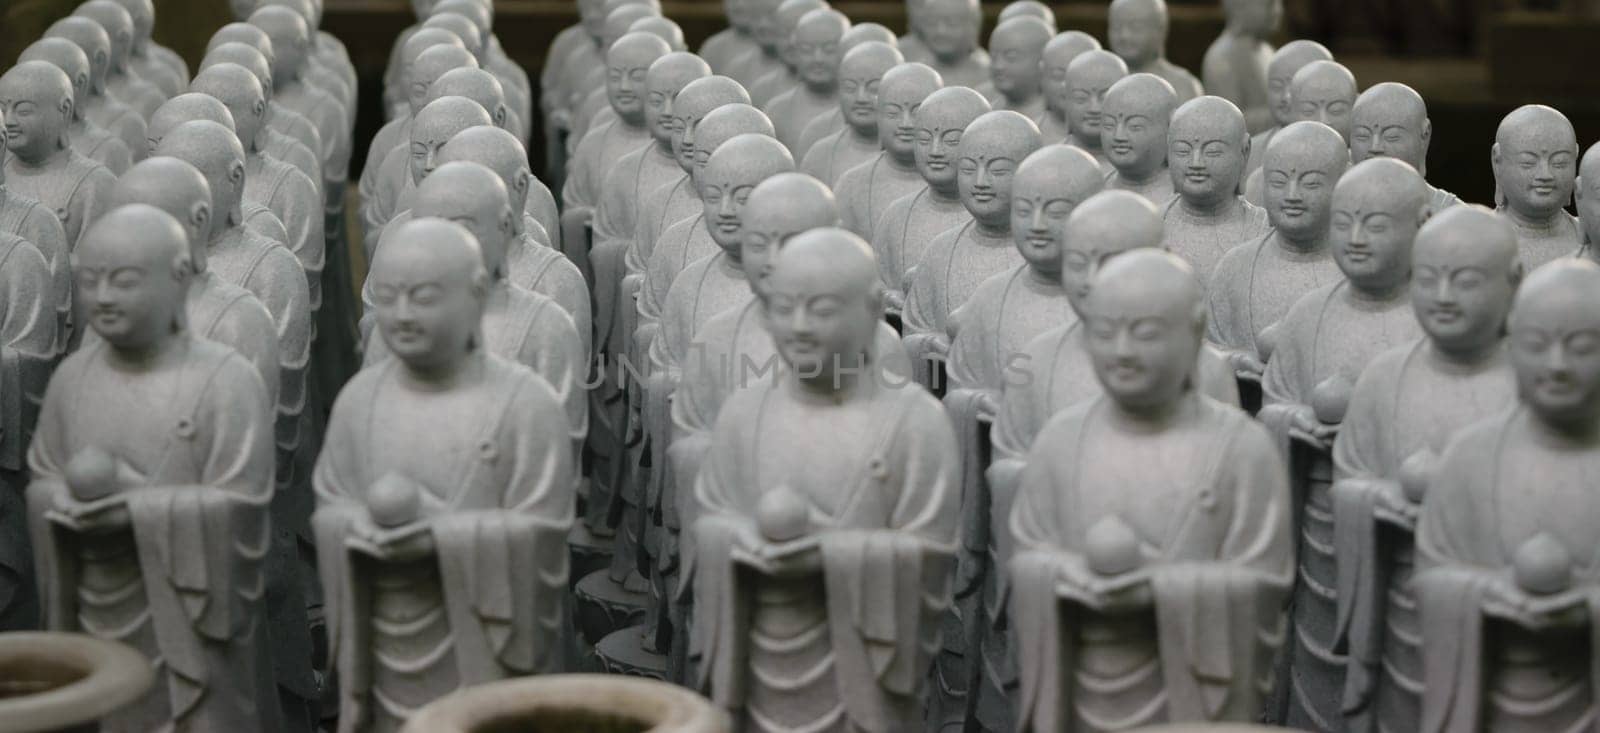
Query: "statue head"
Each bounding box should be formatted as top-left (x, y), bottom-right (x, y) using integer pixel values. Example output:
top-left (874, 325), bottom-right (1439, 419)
top-left (74, 0), bottom-right (136, 73)
top-left (155, 120), bottom-right (248, 233)
top-left (630, 16), bottom-right (686, 51)
top-left (1287, 60), bottom-right (1356, 142)
top-left (1041, 31), bottom-right (1101, 118)
top-left (1266, 39), bottom-right (1333, 128)
top-left (1109, 0), bottom-right (1169, 68)
top-left (1350, 82), bottom-right (1432, 176)
top-left (670, 75), bottom-right (751, 171)
top-left (229, 0), bottom-right (259, 19)
top-left (700, 133), bottom-right (795, 253)
top-left (920, 0), bottom-right (981, 64)
top-left (768, 0), bottom-right (828, 66)
top-left (1102, 73), bottom-right (1177, 180)
top-left (690, 103), bottom-right (773, 183)
top-left (913, 85), bottom-right (990, 193)
top-left (0, 61), bottom-right (75, 163)
top-left (108, 157), bottom-right (214, 271)
top-left (429, 68), bottom-right (508, 131)
top-left (1331, 157), bottom-right (1429, 295)
top-left (1493, 104), bottom-right (1578, 221)
top-left (840, 22), bottom-right (897, 53)
top-left (837, 42), bottom-right (903, 136)
top-left (202, 45), bottom-right (275, 105)
top-left (1000, 0), bottom-right (1055, 29)
top-left (1012, 144), bottom-right (1106, 277)
top-left (988, 17), bottom-right (1051, 103)
top-left (1262, 120), bottom-right (1346, 243)
top-left (44, 18), bottom-right (112, 95)
top-left (606, 32), bottom-right (672, 125)
top-left (425, 12), bottom-right (485, 60)
top-left (739, 172), bottom-right (839, 297)
top-left (437, 126), bottom-right (533, 230)
top-left (762, 227), bottom-right (883, 388)
top-left (191, 64), bottom-right (268, 152)
top-left (793, 9), bottom-right (849, 91)
top-left (1085, 248), bottom-right (1207, 412)
top-left (1168, 95), bottom-right (1250, 207)
top-left (1222, 0), bottom-right (1282, 38)
top-left (1508, 258), bottom-right (1600, 431)
top-left (147, 93), bottom-right (234, 154)
top-left (409, 44), bottom-right (478, 117)
top-left (742, 0), bottom-right (784, 50)
top-left (433, 0), bottom-right (492, 48)
top-left (412, 161), bottom-right (515, 279)
top-left (249, 6), bottom-right (310, 83)
top-left (958, 111), bottom-right (1043, 229)
top-left (18, 39), bottom-right (91, 122)
top-left (580, 0), bottom-right (610, 40)
top-left (723, 0), bottom-right (757, 34)
top-left (77, 205), bottom-right (193, 349)
top-left (1060, 189), bottom-right (1164, 314)
top-left (369, 217), bottom-right (491, 373)
top-left (1065, 50), bottom-right (1128, 146)
top-left (877, 62), bottom-right (941, 162)
top-left (109, 0), bottom-right (156, 47)
top-left (207, 21), bottom-right (276, 61)
top-left (1577, 143), bottom-right (1600, 247)
top-left (644, 51), bottom-right (711, 142)
top-left (409, 96), bottom-right (491, 185)
top-left (1412, 205), bottom-right (1520, 359)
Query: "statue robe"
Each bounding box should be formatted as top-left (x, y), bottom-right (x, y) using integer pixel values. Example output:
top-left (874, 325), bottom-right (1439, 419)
top-left (83, 93), bottom-right (146, 164)
top-left (1331, 340), bottom-right (1515, 733)
top-left (246, 151), bottom-right (325, 316)
top-left (3, 150), bottom-right (116, 250)
top-left (72, 118), bottom-right (132, 174)
top-left (27, 337), bottom-right (280, 733)
top-left (800, 126), bottom-right (881, 188)
top-left (105, 67), bottom-right (164, 120)
top-left (1065, 135), bottom-right (1115, 178)
top-left (1258, 280), bottom-right (1422, 732)
top-left (262, 130), bottom-right (322, 203)
top-left (902, 220), bottom-right (1019, 387)
top-left (1414, 407), bottom-right (1600, 733)
top-left (725, 45), bottom-right (785, 93)
top-left (313, 355), bottom-right (574, 733)
top-left (835, 153), bottom-right (923, 240)
top-left (1500, 208), bottom-right (1582, 272)
top-left (768, 86), bottom-right (842, 155)
top-left (277, 77), bottom-right (350, 190)
top-left (796, 110), bottom-right (844, 165)
top-left (266, 101), bottom-right (325, 183)
top-left (562, 116), bottom-right (652, 235)
top-left (869, 186), bottom-right (969, 313)
top-left (1137, 59), bottom-right (1205, 102)
top-left (538, 25), bottom-right (595, 126)
top-left (130, 47), bottom-right (183, 98)
top-left (689, 375), bottom-right (959, 731)
top-left (359, 114), bottom-right (409, 216)
top-left (900, 34), bottom-right (932, 65)
top-left (593, 139), bottom-right (682, 370)
top-left (635, 213), bottom-right (716, 370)
top-left (1009, 394), bottom-right (1293, 732)
top-left (700, 29), bottom-right (760, 76)
top-left (0, 234), bottom-right (54, 632)
top-left (929, 53), bottom-right (991, 89)
top-left (1107, 168), bottom-right (1176, 207)
top-left (1160, 196), bottom-right (1271, 286)
top-left (1036, 112), bottom-right (1069, 144)
top-left (1201, 34), bottom-right (1273, 134)
top-left (748, 67), bottom-right (795, 111)
top-left (1, 187), bottom-right (72, 355)
top-left (1207, 231), bottom-right (1340, 363)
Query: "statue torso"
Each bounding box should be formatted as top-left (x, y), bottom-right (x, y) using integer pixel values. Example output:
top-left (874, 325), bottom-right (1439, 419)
top-left (1160, 196), bottom-right (1272, 285)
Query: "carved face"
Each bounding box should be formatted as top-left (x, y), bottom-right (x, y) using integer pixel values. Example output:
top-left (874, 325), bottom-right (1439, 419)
top-left (1578, 160), bottom-right (1600, 247)
top-left (989, 27), bottom-right (1045, 98)
top-left (762, 250), bottom-right (878, 383)
top-left (921, 0), bottom-right (977, 61)
top-left (1330, 185), bottom-right (1420, 292)
top-left (750, 0), bottom-right (786, 52)
top-left (1109, 1), bottom-right (1163, 67)
top-left (371, 246), bottom-right (481, 370)
top-left (1084, 265), bottom-right (1201, 411)
top-left (958, 135), bottom-right (1023, 225)
top-left (700, 165), bottom-right (757, 250)
top-left (606, 53), bottom-right (650, 121)
top-left (792, 20), bottom-right (842, 88)
top-left (1495, 124), bottom-right (1578, 220)
top-left (837, 61), bottom-right (886, 132)
top-left (1168, 110), bottom-right (1247, 204)
top-left (1351, 103), bottom-right (1428, 171)
top-left (1061, 228), bottom-right (1141, 314)
top-left (1229, 0), bottom-right (1282, 36)
top-left (0, 72), bottom-right (69, 161)
top-left (1011, 184), bottom-right (1073, 274)
top-left (877, 83), bottom-right (924, 160)
top-left (645, 67), bottom-right (702, 142)
top-left (1289, 69), bottom-right (1354, 142)
top-left (1101, 89), bottom-right (1169, 175)
top-left (75, 234), bottom-right (184, 349)
top-left (1263, 150), bottom-right (1336, 241)
top-left (1510, 279), bottom-right (1600, 426)
top-left (914, 109), bottom-right (966, 189)
top-left (1412, 232), bottom-right (1515, 356)
top-left (579, 0), bottom-right (608, 39)
top-left (1066, 60), bottom-right (1123, 143)
top-left (410, 111), bottom-right (486, 185)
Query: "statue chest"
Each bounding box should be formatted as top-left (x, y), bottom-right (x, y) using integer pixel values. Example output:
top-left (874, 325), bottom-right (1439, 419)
top-left (66, 365), bottom-right (200, 482)
top-left (1244, 248), bottom-right (1339, 343)
top-left (898, 196), bottom-right (967, 269)
top-left (1302, 297), bottom-right (1419, 389)
top-left (1072, 424), bottom-right (1218, 551)
top-left (1039, 329), bottom-right (1100, 420)
top-left (364, 387), bottom-right (510, 509)
top-left (753, 400), bottom-right (887, 523)
top-left (1387, 360), bottom-right (1515, 464)
top-left (933, 230), bottom-right (1020, 319)
top-left (1495, 438), bottom-right (1600, 569)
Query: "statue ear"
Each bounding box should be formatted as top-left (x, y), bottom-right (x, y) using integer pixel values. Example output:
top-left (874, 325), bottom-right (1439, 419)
top-left (1415, 200), bottom-right (1435, 228)
top-left (1420, 117), bottom-right (1433, 149)
top-left (1508, 258), bottom-right (1526, 289)
top-left (171, 253), bottom-right (193, 282)
top-left (514, 170), bottom-right (531, 196)
top-left (1490, 141), bottom-right (1502, 170)
top-left (57, 95), bottom-right (73, 120)
top-left (228, 160), bottom-right (246, 188)
top-left (75, 73), bottom-right (89, 93)
top-left (253, 98), bottom-right (267, 119)
top-left (493, 104), bottom-right (507, 129)
top-left (190, 200), bottom-right (212, 236)
top-left (499, 207), bottom-right (516, 238)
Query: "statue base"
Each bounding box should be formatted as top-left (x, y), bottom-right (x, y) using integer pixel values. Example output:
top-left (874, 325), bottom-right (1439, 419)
top-left (573, 569), bottom-right (649, 651)
top-left (595, 624), bottom-right (669, 680)
top-left (568, 523), bottom-right (614, 592)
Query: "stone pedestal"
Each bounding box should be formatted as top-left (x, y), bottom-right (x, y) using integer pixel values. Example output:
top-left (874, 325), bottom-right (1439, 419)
top-left (0, 632), bottom-right (154, 733)
top-left (595, 624), bottom-right (669, 680)
top-left (572, 569), bottom-right (649, 661)
top-left (400, 673), bottom-right (729, 733)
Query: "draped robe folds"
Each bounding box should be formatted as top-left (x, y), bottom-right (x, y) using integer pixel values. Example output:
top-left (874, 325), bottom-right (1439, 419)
top-left (1106, 168), bottom-right (1177, 208)
top-left (84, 95), bottom-right (146, 165)
top-left (562, 117), bottom-right (652, 264)
top-left (312, 356), bottom-right (574, 733)
top-left (362, 145), bottom-right (413, 263)
top-left (73, 119), bottom-right (132, 174)
top-left (1036, 112), bottom-right (1068, 145)
top-left (1330, 340), bottom-right (1515, 733)
top-left (688, 376), bottom-right (959, 731)
top-left (245, 151), bottom-right (325, 316)
top-left (0, 234), bottom-right (55, 632)
top-left (1008, 395), bottom-right (1293, 732)
top-left (0, 190), bottom-right (70, 354)
top-left (635, 214), bottom-right (716, 373)
top-left (868, 187), bottom-right (970, 314)
top-left (748, 68), bottom-right (794, 112)
top-left (800, 126), bottom-right (879, 187)
top-left (620, 174), bottom-right (697, 365)
top-left (26, 338), bottom-right (280, 732)
top-left (902, 220), bottom-right (1020, 388)
top-left (929, 54), bottom-right (990, 90)
top-left (797, 110), bottom-right (843, 165)
top-left (1159, 196), bottom-right (1271, 286)
top-left (263, 130), bottom-right (323, 203)
top-left (3, 150), bottom-right (116, 251)
top-left (835, 153), bottom-right (924, 240)
top-left (593, 140), bottom-right (683, 375)
top-left (1414, 409), bottom-right (1600, 733)
top-left (359, 115), bottom-right (409, 220)
top-left (725, 45), bottom-right (785, 94)
top-left (1207, 231), bottom-right (1340, 363)
top-left (700, 30), bottom-right (760, 76)
top-left (1499, 208), bottom-right (1582, 272)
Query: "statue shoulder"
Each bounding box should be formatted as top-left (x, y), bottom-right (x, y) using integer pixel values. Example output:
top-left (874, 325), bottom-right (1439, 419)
top-left (1278, 279), bottom-right (1343, 336)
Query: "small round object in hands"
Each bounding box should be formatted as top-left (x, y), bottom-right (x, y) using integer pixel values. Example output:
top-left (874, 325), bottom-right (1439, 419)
top-left (368, 473), bottom-right (422, 529)
top-left (1310, 373), bottom-right (1353, 425)
top-left (756, 487), bottom-right (810, 543)
top-left (1256, 322), bottom-right (1281, 363)
top-left (1086, 515), bottom-right (1143, 577)
top-left (65, 446), bottom-right (119, 503)
top-left (1513, 533), bottom-right (1573, 596)
top-left (1397, 449), bottom-right (1434, 504)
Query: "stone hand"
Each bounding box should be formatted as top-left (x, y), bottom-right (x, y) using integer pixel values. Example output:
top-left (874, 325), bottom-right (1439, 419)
top-left (759, 534), bottom-right (823, 575)
top-left (1228, 350), bottom-right (1266, 380)
top-left (1369, 479), bottom-right (1419, 530)
top-left (1483, 576), bottom-right (1587, 631)
top-left (55, 494), bottom-right (130, 531)
top-left (1288, 404), bottom-right (1336, 449)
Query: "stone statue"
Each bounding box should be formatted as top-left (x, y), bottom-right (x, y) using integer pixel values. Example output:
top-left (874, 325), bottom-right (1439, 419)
top-left (361, 39), bottom-right (477, 225)
top-left (1245, 40), bottom-right (1332, 176)
top-left (1036, 31), bottom-right (1101, 142)
top-left (1351, 82), bottom-right (1462, 213)
top-left (1258, 158), bottom-right (1430, 732)
top-left (1102, 73), bottom-right (1179, 205)
top-left (193, 53), bottom-right (324, 198)
top-left (688, 226), bottom-right (958, 731)
top-left (250, 5), bottom-right (350, 209)
top-left (765, 8), bottom-right (849, 153)
top-left (314, 217), bottom-right (574, 732)
top-left (699, 0), bottom-right (761, 73)
top-left (1007, 247), bottom-right (1292, 731)
top-left (202, 30), bottom-right (328, 182)
top-left (1109, 0), bottom-right (1203, 102)
top-left (834, 62), bottom-right (942, 239)
top-left (918, 0), bottom-right (989, 89)
top-left (1579, 142), bottom-right (1600, 265)
top-left (44, 17), bottom-right (148, 163)
top-left (800, 42), bottom-right (903, 186)
top-left (1061, 50), bottom-right (1129, 176)
top-left (1243, 60), bottom-right (1355, 207)
top-left (1208, 120), bottom-right (1345, 391)
top-left (431, 66), bottom-right (522, 149)
top-left (1493, 105), bottom-right (1582, 270)
top-left (427, 0), bottom-right (532, 134)
top-left (1001, 0), bottom-right (1055, 28)
top-left (903, 110), bottom-right (1043, 390)
top-left (0, 61), bottom-right (117, 255)
top-left (0, 109), bottom-right (70, 358)
top-left (540, 0), bottom-right (605, 184)
top-left (19, 38), bottom-right (133, 174)
top-left (982, 17), bottom-right (1052, 119)
top-left (1331, 205), bottom-right (1521, 733)
top-left (744, 0), bottom-right (828, 110)
top-left (110, 0), bottom-right (188, 98)
top-left (1159, 95), bottom-right (1269, 285)
top-left (363, 96), bottom-right (491, 261)
top-left (569, 15), bottom-right (690, 144)
top-left (721, 0), bottom-right (790, 92)
top-left (792, 23), bottom-right (902, 157)
top-left (1413, 257), bottom-right (1600, 733)
top-left (258, 0), bottom-right (356, 133)
top-left (563, 4), bottom-right (661, 145)
top-left (26, 204), bottom-right (281, 731)
top-left (75, 0), bottom-right (167, 120)
top-left (1202, 0), bottom-right (1280, 134)
top-left (870, 85), bottom-right (991, 316)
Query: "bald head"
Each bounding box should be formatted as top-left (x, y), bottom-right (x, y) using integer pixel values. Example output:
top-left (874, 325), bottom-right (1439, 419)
top-left (207, 22), bottom-right (274, 59)
top-left (1287, 60), bottom-right (1356, 141)
top-left (191, 64), bottom-right (267, 148)
top-left (249, 5), bottom-right (309, 79)
top-left (741, 172), bottom-right (840, 290)
top-left (1101, 73), bottom-right (1177, 178)
top-left (154, 121), bottom-right (247, 237)
top-left (75, 1), bottom-right (135, 68)
top-left (373, 217), bottom-right (486, 286)
top-left (841, 22), bottom-right (898, 54)
top-left (1109, 0), bottom-right (1169, 67)
top-left (410, 44), bottom-right (478, 115)
top-left (110, 0), bottom-right (156, 40)
top-left (398, 27), bottom-right (465, 73)
top-left (1331, 158), bottom-right (1427, 292)
top-left (689, 103), bottom-right (774, 176)
top-left (765, 226), bottom-right (882, 380)
top-left (1060, 189), bottom-right (1164, 310)
top-left (877, 63), bottom-right (942, 159)
top-left (989, 17), bottom-right (1051, 100)
top-left (1260, 120), bottom-right (1348, 241)
top-left (1350, 82), bottom-right (1430, 173)
top-left (370, 217), bottom-right (488, 369)
top-left (110, 157), bottom-right (214, 263)
top-left (1012, 144), bottom-right (1106, 274)
top-left (602, 5), bottom-right (658, 50)
top-left (1002, 0), bottom-right (1055, 27)
top-left (1412, 204), bottom-right (1520, 353)
top-left (46, 18), bottom-right (112, 91)
top-left (958, 111), bottom-right (1043, 226)
top-left (424, 13), bottom-right (484, 58)
top-left (428, 68), bottom-right (506, 128)
top-left (920, 0), bottom-right (981, 62)
top-left (792, 9), bottom-right (849, 88)
top-left (1065, 50), bottom-right (1129, 143)
top-left (914, 85), bottom-right (991, 190)
top-left (1507, 257), bottom-right (1600, 426)
top-left (646, 52), bottom-right (712, 110)
top-left (410, 96), bottom-right (492, 183)
top-left (702, 133), bottom-right (796, 248)
top-left (20, 39), bottom-right (91, 117)
top-left (1267, 39), bottom-right (1333, 127)
top-left (412, 160), bottom-right (514, 276)
top-left (1168, 95), bottom-right (1250, 203)
top-left (630, 16), bottom-right (686, 50)
top-left (838, 42), bottom-right (904, 131)
top-left (78, 204), bottom-right (193, 348)
top-left (1494, 104), bottom-right (1579, 220)
top-left (202, 43), bottom-right (274, 93)
top-left (1085, 246), bottom-right (1206, 408)
top-left (148, 93), bottom-right (235, 153)
top-left (437, 125), bottom-right (532, 221)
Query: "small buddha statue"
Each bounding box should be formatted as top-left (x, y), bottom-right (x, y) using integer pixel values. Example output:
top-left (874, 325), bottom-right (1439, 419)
top-left (540, 0), bottom-right (606, 182)
top-left (361, 40), bottom-right (476, 217)
top-left (1159, 95), bottom-right (1270, 285)
top-left (74, 0), bottom-right (167, 120)
top-left (1007, 248), bottom-right (1292, 731)
top-left (257, 0), bottom-right (356, 132)
top-left (744, 0), bottom-right (827, 110)
top-left (44, 17), bottom-right (148, 163)
top-left (1578, 142), bottom-right (1600, 265)
top-left (1209, 120), bottom-right (1347, 379)
top-left (1101, 73), bottom-right (1179, 205)
top-left (1331, 205), bottom-right (1521, 733)
top-left (792, 23), bottom-right (902, 157)
top-left (1036, 31), bottom-right (1101, 142)
top-left (566, 14), bottom-right (688, 149)
top-left (314, 217), bottom-right (574, 732)
top-left (19, 38), bottom-right (133, 174)
top-left (1109, 0), bottom-right (1202, 103)
top-left (688, 226), bottom-right (959, 731)
top-left (26, 204), bottom-right (281, 731)
top-left (1492, 104), bottom-right (1582, 270)
top-left (721, 0), bottom-right (789, 92)
top-left (903, 110), bottom-right (1043, 389)
top-left (363, 96), bottom-right (491, 261)
top-left (1061, 50), bottom-right (1129, 176)
top-left (431, 67), bottom-right (523, 151)
top-left (919, 0), bottom-right (989, 89)
top-left (0, 110), bottom-right (70, 357)
top-left (426, 0), bottom-right (530, 134)
top-left (898, 0), bottom-right (932, 63)
top-left (1243, 59), bottom-right (1355, 206)
top-left (564, 4), bottom-right (662, 144)
top-left (1351, 82), bottom-right (1462, 213)
top-left (834, 62), bottom-right (942, 239)
top-left (1258, 157), bottom-right (1430, 731)
top-left (0, 61), bottom-right (117, 253)
top-left (1000, 0), bottom-right (1055, 28)
top-left (250, 6), bottom-right (349, 204)
top-left (765, 8), bottom-right (849, 153)
top-left (1202, 0), bottom-right (1281, 134)
top-left (196, 54), bottom-right (321, 191)
top-left (699, 0), bottom-right (761, 73)
top-left (1245, 39), bottom-right (1332, 175)
top-left (871, 85), bottom-right (991, 315)
top-left (800, 42), bottom-right (903, 186)
top-left (202, 33), bottom-right (327, 183)
top-left (981, 17), bottom-right (1052, 120)
top-left (110, 0), bottom-right (187, 97)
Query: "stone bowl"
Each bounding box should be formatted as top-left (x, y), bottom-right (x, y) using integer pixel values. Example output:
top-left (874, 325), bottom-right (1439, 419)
top-left (400, 674), bottom-right (730, 733)
top-left (1123, 725), bottom-right (1311, 732)
top-left (0, 632), bottom-right (153, 732)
